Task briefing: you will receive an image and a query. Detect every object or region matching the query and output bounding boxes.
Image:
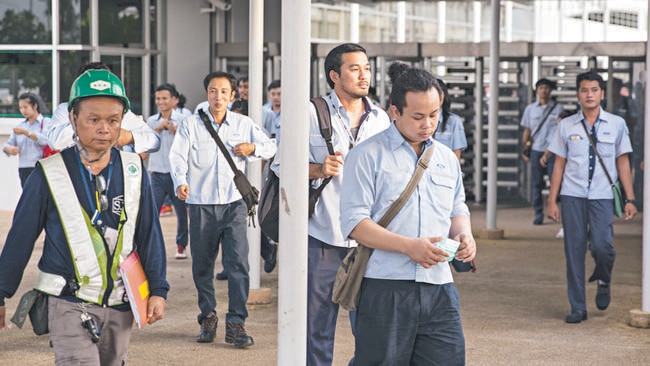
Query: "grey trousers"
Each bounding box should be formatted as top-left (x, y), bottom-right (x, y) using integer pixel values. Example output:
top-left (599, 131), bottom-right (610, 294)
top-left (48, 296), bottom-right (134, 366)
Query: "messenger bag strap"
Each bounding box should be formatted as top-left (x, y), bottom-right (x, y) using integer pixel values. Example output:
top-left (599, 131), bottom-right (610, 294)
top-left (198, 109), bottom-right (239, 174)
top-left (377, 143), bottom-right (435, 228)
top-left (530, 101), bottom-right (557, 140)
top-left (580, 120), bottom-right (615, 186)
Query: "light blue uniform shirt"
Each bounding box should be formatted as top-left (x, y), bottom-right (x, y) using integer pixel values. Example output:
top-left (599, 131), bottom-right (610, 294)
top-left (146, 110), bottom-right (185, 173)
top-left (548, 108), bottom-right (632, 199)
top-left (434, 112), bottom-right (467, 152)
top-left (306, 92), bottom-right (391, 247)
top-left (169, 107), bottom-right (276, 205)
top-left (3, 115), bottom-right (50, 167)
top-left (341, 123), bottom-right (469, 284)
top-left (175, 107), bottom-right (193, 119)
top-left (262, 108), bottom-right (281, 146)
top-left (48, 102), bottom-right (160, 153)
top-left (520, 101), bottom-right (563, 152)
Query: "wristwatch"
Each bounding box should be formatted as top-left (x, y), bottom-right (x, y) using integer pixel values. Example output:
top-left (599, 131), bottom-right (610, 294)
top-left (624, 199), bottom-right (636, 204)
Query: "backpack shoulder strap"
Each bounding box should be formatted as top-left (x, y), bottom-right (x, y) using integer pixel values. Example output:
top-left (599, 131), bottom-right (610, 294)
top-left (310, 97), bottom-right (335, 155)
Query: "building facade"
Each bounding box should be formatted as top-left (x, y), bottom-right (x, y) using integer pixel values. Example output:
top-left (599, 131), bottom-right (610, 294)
top-left (0, 0), bottom-right (647, 210)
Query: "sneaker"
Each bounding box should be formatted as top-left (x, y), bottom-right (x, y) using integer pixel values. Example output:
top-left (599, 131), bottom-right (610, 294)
top-left (176, 245), bottom-right (187, 259)
top-left (197, 313), bottom-right (218, 343)
top-left (556, 227), bottom-right (564, 239)
top-left (160, 205), bottom-right (173, 217)
top-left (225, 322), bottom-right (254, 348)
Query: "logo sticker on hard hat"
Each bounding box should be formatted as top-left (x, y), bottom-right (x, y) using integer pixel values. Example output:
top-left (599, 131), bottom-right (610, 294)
top-left (90, 80), bottom-right (111, 91)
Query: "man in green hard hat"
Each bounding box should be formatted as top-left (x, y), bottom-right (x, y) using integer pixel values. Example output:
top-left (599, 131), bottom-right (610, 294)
top-left (0, 69), bottom-right (169, 365)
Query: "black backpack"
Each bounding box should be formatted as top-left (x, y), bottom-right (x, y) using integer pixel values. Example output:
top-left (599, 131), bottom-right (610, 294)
top-left (258, 97), bottom-right (333, 242)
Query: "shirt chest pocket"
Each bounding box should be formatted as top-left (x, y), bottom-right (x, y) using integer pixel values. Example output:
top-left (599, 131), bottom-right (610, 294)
top-left (567, 136), bottom-right (589, 160)
top-left (227, 133), bottom-right (244, 149)
top-left (309, 134), bottom-right (331, 161)
top-left (192, 140), bottom-right (216, 168)
top-left (426, 172), bottom-right (456, 211)
top-left (597, 135), bottom-right (616, 158)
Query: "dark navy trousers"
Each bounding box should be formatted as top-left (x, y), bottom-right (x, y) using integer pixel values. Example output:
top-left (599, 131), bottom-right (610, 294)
top-left (560, 195), bottom-right (615, 312)
top-left (307, 236), bottom-right (356, 366)
top-left (189, 200), bottom-right (249, 324)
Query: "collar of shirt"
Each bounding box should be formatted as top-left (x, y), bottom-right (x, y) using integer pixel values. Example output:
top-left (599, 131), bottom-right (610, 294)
top-left (571, 107), bottom-right (611, 127)
top-left (328, 91), bottom-right (379, 126)
top-left (385, 122), bottom-right (434, 153)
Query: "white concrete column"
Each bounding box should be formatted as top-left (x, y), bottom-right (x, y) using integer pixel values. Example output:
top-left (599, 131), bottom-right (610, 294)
top-left (436, 1), bottom-right (446, 76)
top-left (279, 0), bottom-right (310, 363)
top-left (487, 0), bottom-right (500, 231)
top-left (51, 0), bottom-right (59, 106)
top-left (504, 1), bottom-right (512, 43)
top-left (629, 7), bottom-right (650, 328)
top-left (473, 1), bottom-right (482, 43)
top-left (397, 2), bottom-right (406, 43)
top-left (248, 0), bottom-right (264, 290)
top-left (350, 3), bottom-right (359, 43)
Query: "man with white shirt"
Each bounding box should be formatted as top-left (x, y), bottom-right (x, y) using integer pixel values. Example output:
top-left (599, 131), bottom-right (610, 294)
top-left (169, 71), bottom-right (276, 348)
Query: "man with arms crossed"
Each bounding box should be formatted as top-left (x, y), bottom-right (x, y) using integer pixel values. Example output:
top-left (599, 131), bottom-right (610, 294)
top-left (147, 83), bottom-right (189, 259)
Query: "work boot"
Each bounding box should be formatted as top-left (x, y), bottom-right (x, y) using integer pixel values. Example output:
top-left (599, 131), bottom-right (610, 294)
top-left (225, 322), bottom-right (254, 348)
top-left (197, 312), bottom-right (218, 343)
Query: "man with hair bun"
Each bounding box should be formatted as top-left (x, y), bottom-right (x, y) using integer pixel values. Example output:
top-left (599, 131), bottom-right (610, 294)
top-left (341, 65), bottom-right (475, 365)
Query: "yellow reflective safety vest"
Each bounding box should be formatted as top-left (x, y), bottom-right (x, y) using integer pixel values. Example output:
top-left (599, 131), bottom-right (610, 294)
top-left (35, 151), bottom-right (142, 306)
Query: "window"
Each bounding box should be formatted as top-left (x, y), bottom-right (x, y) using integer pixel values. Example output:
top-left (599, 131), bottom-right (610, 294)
top-left (59, 0), bottom-right (90, 44)
top-left (59, 51), bottom-right (92, 102)
top-left (0, 0), bottom-right (51, 45)
top-left (0, 51), bottom-right (52, 115)
top-left (99, 0), bottom-right (143, 47)
top-left (610, 10), bottom-right (638, 29)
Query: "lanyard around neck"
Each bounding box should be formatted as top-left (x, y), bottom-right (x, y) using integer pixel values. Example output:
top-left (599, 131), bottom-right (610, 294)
top-left (328, 94), bottom-right (371, 148)
top-left (77, 149), bottom-right (114, 224)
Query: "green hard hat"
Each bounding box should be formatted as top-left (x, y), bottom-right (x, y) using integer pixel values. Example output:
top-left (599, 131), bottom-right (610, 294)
top-left (68, 69), bottom-right (130, 113)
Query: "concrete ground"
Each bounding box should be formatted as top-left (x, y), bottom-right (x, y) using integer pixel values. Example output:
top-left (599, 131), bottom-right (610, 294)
top-left (1, 204), bottom-right (649, 365)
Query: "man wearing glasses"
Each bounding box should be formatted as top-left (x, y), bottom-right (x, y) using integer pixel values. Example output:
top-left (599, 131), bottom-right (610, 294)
top-left (0, 69), bottom-right (169, 365)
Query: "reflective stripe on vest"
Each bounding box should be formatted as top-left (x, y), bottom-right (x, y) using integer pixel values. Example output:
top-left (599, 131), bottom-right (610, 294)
top-left (38, 151), bottom-right (142, 306)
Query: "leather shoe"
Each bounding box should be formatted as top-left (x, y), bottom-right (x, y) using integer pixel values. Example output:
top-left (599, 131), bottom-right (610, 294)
top-left (263, 243), bottom-right (277, 273)
top-left (225, 322), bottom-right (254, 348)
top-left (197, 312), bottom-right (218, 343)
top-left (596, 282), bottom-right (611, 310)
top-left (216, 271), bottom-right (228, 280)
top-left (565, 310), bottom-right (587, 323)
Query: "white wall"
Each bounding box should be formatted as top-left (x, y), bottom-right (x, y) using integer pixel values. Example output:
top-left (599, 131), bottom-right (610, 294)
top-left (0, 118), bottom-right (23, 212)
top-left (166, 0), bottom-right (211, 111)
